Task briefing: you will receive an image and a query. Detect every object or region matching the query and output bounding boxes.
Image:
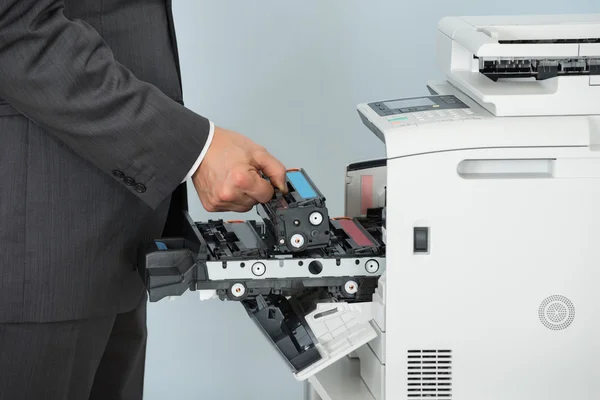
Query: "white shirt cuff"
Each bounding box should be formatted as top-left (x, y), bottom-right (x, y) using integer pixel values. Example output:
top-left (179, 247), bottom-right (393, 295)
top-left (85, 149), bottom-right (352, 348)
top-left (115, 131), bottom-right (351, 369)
top-left (182, 120), bottom-right (215, 182)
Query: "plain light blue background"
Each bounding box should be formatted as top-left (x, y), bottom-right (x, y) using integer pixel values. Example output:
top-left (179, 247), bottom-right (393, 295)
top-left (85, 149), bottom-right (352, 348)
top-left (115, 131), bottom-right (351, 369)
top-left (144, 2), bottom-right (600, 399)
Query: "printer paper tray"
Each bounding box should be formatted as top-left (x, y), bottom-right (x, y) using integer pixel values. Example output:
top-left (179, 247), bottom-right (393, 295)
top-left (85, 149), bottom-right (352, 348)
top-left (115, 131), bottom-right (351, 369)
top-left (293, 301), bottom-right (377, 380)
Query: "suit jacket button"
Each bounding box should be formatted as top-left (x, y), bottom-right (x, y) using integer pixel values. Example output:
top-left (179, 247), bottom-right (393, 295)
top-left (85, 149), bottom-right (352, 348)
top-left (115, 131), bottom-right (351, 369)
top-left (123, 177), bottom-right (135, 186)
top-left (112, 170), bottom-right (125, 179)
top-left (134, 183), bottom-right (147, 193)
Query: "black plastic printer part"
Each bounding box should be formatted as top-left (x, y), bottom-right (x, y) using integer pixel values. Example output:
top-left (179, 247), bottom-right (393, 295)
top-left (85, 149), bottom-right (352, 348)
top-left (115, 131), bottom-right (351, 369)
top-left (137, 214), bottom-right (385, 303)
top-left (479, 57), bottom-right (600, 81)
top-left (135, 167), bottom-right (387, 377)
top-left (135, 211), bottom-right (385, 375)
top-left (243, 294), bottom-right (322, 373)
top-left (256, 168), bottom-right (331, 253)
top-left (137, 238), bottom-right (197, 302)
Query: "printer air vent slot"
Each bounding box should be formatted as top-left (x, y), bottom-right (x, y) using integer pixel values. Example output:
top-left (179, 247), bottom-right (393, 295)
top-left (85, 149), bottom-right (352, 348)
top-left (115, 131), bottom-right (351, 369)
top-left (407, 349), bottom-right (452, 399)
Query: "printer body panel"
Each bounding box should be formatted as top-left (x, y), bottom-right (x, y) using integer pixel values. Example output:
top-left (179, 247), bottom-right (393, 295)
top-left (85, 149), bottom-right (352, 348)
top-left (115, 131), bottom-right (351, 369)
top-left (343, 13), bottom-right (600, 400)
top-left (384, 145), bottom-right (600, 399)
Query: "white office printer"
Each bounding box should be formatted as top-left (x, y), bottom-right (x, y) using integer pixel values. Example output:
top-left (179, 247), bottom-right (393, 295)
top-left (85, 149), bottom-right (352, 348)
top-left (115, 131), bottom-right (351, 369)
top-left (308, 13), bottom-right (600, 400)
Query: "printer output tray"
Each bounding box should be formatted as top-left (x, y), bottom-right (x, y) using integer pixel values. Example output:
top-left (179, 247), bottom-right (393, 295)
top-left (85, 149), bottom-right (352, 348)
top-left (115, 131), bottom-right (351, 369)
top-left (137, 209), bottom-right (386, 380)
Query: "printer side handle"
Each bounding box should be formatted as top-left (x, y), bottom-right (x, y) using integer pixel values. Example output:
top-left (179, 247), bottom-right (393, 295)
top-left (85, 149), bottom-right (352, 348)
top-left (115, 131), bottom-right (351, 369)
top-left (457, 158), bottom-right (600, 179)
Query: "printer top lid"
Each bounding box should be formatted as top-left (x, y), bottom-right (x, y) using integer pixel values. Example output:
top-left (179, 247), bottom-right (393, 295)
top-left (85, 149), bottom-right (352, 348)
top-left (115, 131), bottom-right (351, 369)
top-left (439, 14), bottom-right (600, 57)
top-left (437, 14), bottom-right (600, 117)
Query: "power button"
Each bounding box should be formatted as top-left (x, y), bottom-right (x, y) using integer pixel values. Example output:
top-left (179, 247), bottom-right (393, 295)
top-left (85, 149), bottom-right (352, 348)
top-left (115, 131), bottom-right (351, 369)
top-left (414, 227), bottom-right (429, 253)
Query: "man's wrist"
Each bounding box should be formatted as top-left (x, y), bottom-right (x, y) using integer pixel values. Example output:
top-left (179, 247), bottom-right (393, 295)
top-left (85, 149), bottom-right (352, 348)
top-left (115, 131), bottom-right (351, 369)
top-left (182, 120), bottom-right (215, 183)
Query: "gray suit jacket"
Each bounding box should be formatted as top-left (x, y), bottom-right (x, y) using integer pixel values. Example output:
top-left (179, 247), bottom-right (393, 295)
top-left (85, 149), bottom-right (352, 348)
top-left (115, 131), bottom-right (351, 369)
top-left (0, 0), bottom-right (209, 322)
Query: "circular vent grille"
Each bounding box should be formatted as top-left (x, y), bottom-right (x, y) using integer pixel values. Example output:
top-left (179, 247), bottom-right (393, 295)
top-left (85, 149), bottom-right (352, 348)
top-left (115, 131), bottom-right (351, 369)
top-left (538, 295), bottom-right (575, 331)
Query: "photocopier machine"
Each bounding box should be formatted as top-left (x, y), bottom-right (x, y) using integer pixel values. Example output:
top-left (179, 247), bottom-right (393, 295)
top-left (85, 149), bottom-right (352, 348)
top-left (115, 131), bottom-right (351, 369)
top-left (137, 13), bottom-right (600, 400)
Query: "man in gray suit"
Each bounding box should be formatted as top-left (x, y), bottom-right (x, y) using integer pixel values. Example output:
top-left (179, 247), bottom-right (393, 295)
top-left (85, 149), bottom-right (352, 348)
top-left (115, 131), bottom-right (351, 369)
top-left (0, 1), bottom-right (287, 399)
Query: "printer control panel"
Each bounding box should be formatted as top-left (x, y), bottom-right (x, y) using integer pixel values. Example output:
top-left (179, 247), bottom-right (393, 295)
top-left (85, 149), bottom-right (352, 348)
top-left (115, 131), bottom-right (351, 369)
top-left (368, 95), bottom-right (469, 117)
top-left (365, 94), bottom-right (483, 128)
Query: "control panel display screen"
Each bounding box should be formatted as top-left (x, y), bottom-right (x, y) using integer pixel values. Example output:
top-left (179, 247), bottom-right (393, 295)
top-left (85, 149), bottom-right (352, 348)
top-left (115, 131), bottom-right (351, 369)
top-left (368, 95), bottom-right (469, 117)
top-left (383, 98), bottom-right (435, 109)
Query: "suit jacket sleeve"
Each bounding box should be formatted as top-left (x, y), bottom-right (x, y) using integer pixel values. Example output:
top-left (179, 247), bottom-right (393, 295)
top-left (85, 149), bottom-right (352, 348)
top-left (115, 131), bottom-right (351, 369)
top-left (0, 0), bottom-right (210, 209)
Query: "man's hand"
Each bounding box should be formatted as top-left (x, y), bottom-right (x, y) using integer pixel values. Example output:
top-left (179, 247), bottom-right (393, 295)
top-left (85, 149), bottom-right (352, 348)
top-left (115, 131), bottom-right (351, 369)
top-left (192, 126), bottom-right (287, 213)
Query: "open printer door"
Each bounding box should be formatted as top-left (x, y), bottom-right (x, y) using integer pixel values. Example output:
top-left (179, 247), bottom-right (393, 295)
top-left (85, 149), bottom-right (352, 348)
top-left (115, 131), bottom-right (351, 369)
top-left (137, 168), bottom-right (387, 381)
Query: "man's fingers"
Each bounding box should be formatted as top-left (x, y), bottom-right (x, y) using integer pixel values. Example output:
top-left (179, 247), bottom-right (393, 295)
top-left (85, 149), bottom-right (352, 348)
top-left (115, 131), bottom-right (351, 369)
top-left (228, 168), bottom-right (274, 204)
top-left (226, 202), bottom-right (256, 213)
top-left (244, 170), bottom-right (275, 203)
top-left (227, 193), bottom-right (258, 212)
top-left (253, 149), bottom-right (287, 193)
top-left (193, 130), bottom-right (288, 214)
top-left (209, 196), bottom-right (257, 213)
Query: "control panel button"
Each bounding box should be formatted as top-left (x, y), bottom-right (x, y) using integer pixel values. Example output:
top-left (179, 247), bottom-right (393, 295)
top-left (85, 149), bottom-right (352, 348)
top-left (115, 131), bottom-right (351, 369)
top-left (388, 116), bottom-right (409, 125)
top-left (440, 96), bottom-right (457, 104)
